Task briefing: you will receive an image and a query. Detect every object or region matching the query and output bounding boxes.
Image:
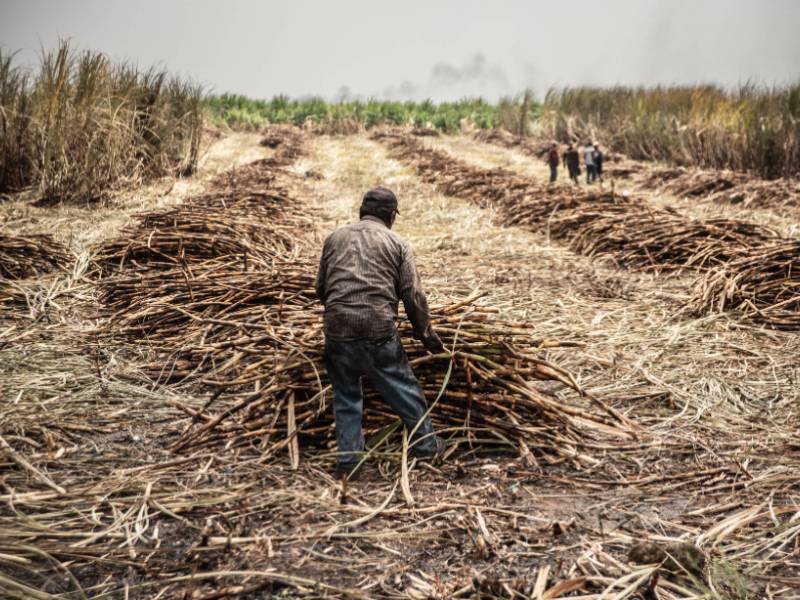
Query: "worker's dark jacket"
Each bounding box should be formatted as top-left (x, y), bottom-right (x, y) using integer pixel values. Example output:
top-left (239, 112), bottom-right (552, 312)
top-left (315, 215), bottom-right (435, 343)
top-left (564, 150), bottom-right (580, 170)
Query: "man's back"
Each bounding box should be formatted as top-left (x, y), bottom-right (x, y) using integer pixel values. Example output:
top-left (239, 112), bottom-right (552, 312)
top-left (566, 149), bottom-right (580, 167)
top-left (316, 215), bottom-right (418, 341)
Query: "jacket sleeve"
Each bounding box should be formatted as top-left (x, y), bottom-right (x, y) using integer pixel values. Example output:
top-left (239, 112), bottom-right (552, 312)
top-left (398, 243), bottom-right (435, 342)
top-left (315, 239), bottom-right (328, 304)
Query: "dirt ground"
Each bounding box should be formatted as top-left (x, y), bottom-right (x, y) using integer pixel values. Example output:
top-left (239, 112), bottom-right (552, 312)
top-left (1, 131), bottom-right (798, 599)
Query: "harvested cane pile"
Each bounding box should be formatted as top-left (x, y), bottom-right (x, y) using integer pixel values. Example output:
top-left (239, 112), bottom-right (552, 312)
top-left (107, 261), bottom-right (633, 462)
top-left (634, 164), bottom-right (800, 211)
top-left (692, 239), bottom-right (800, 329)
top-left (706, 177), bottom-right (800, 210)
top-left (259, 124), bottom-right (308, 166)
top-left (0, 232), bottom-right (72, 280)
top-left (94, 128), bottom-right (312, 281)
top-left (379, 132), bottom-right (782, 272)
top-left (537, 206), bottom-right (778, 271)
top-left (659, 169), bottom-right (750, 198)
top-left (94, 188), bottom-right (309, 275)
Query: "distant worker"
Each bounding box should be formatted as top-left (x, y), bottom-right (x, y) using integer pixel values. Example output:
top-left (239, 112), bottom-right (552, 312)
top-left (584, 141), bottom-right (597, 184)
top-left (315, 187), bottom-right (446, 480)
top-left (594, 143), bottom-right (604, 184)
top-left (563, 143), bottom-right (580, 185)
top-left (546, 142), bottom-right (560, 183)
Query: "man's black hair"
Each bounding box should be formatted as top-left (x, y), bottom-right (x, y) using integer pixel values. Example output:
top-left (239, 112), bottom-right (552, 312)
top-left (360, 187), bottom-right (399, 226)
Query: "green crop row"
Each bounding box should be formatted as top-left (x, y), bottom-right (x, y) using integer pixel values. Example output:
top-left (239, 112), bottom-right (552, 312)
top-left (204, 93), bottom-right (542, 134)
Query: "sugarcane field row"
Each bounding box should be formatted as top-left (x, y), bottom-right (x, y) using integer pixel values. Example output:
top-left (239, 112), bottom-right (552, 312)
top-left (377, 130), bottom-right (800, 331)
top-left (1, 126), bottom-right (799, 599)
top-left (472, 129), bottom-right (800, 217)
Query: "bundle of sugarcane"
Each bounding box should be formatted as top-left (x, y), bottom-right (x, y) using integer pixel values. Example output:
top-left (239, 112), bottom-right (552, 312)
top-left (100, 258), bottom-right (317, 334)
top-left (706, 178), bottom-right (800, 211)
top-left (0, 232), bottom-right (72, 280)
top-left (499, 190), bottom-right (778, 270)
top-left (692, 240), bottom-right (800, 329)
top-left (662, 169), bottom-right (750, 198)
top-left (259, 124), bottom-right (307, 166)
top-left (98, 244), bottom-right (635, 462)
top-left (499, 188), bottom-right (632, 227)
top-left (550, 206), bottom-right (779, 271)
top-left (94, 150), bottom-right (315, 275)
top-left (95, 192), bottom-right (310, 274)
top-left (113, 271), bottom-right (634, 461)
top-left (209, 158), bottom-right (299, 191)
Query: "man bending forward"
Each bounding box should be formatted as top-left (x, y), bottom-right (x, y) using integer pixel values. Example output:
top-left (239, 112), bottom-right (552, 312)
top-left (315, 187), bottom-right (446, 478)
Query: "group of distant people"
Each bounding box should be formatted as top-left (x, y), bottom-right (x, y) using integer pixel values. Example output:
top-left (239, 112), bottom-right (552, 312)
top-left (546, 141), bottom-right (604, 185)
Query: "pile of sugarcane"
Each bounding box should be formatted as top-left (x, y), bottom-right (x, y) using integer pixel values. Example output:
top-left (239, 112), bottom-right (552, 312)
top-left (547, 206), bottom-right (777, 271)
top-left (95, 126), bottom-right (312, 283)
top-left (378, 132), bottom-right (782, 272)
top-left (692, 240), bottom-right (800, 329)
top-left (0, 232), bottom-right (72, 280)
top-left (94, 188), bottom-right (310, 276)
top-left (660, 169), bottom-right (750, 198)
top-left (106, 262), bottom-right (632, 460)
top-left (706, 177), bottom-right (800, 210)
top-left (260, 124), bottom-right (308, 166)
top-left (634, 165), bottom-right (800, 211)
top-left (501, 190), bottom-right (777, 270)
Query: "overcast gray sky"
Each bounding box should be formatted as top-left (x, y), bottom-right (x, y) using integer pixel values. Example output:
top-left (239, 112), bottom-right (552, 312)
top-left (2, 0), bottom-right (799, 101)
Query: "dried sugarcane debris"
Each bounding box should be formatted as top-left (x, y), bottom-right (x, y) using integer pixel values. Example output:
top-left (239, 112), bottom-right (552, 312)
top-left (0, 232), bottom-right (72, 280)
top-left (259, 124), bottom-right (308, 166)
top-left (692, 240), bottom-right (800, 329)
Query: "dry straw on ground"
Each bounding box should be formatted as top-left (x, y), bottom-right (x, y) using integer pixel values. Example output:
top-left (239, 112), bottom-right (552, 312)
top-left (2, 127), bottom-right (799, 599)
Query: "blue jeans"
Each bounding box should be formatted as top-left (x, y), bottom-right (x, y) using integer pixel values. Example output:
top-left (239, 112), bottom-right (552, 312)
top-left (324, 332), bottom-right (437, 468)
top-left (549, 164), bottom-right (558, 182)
